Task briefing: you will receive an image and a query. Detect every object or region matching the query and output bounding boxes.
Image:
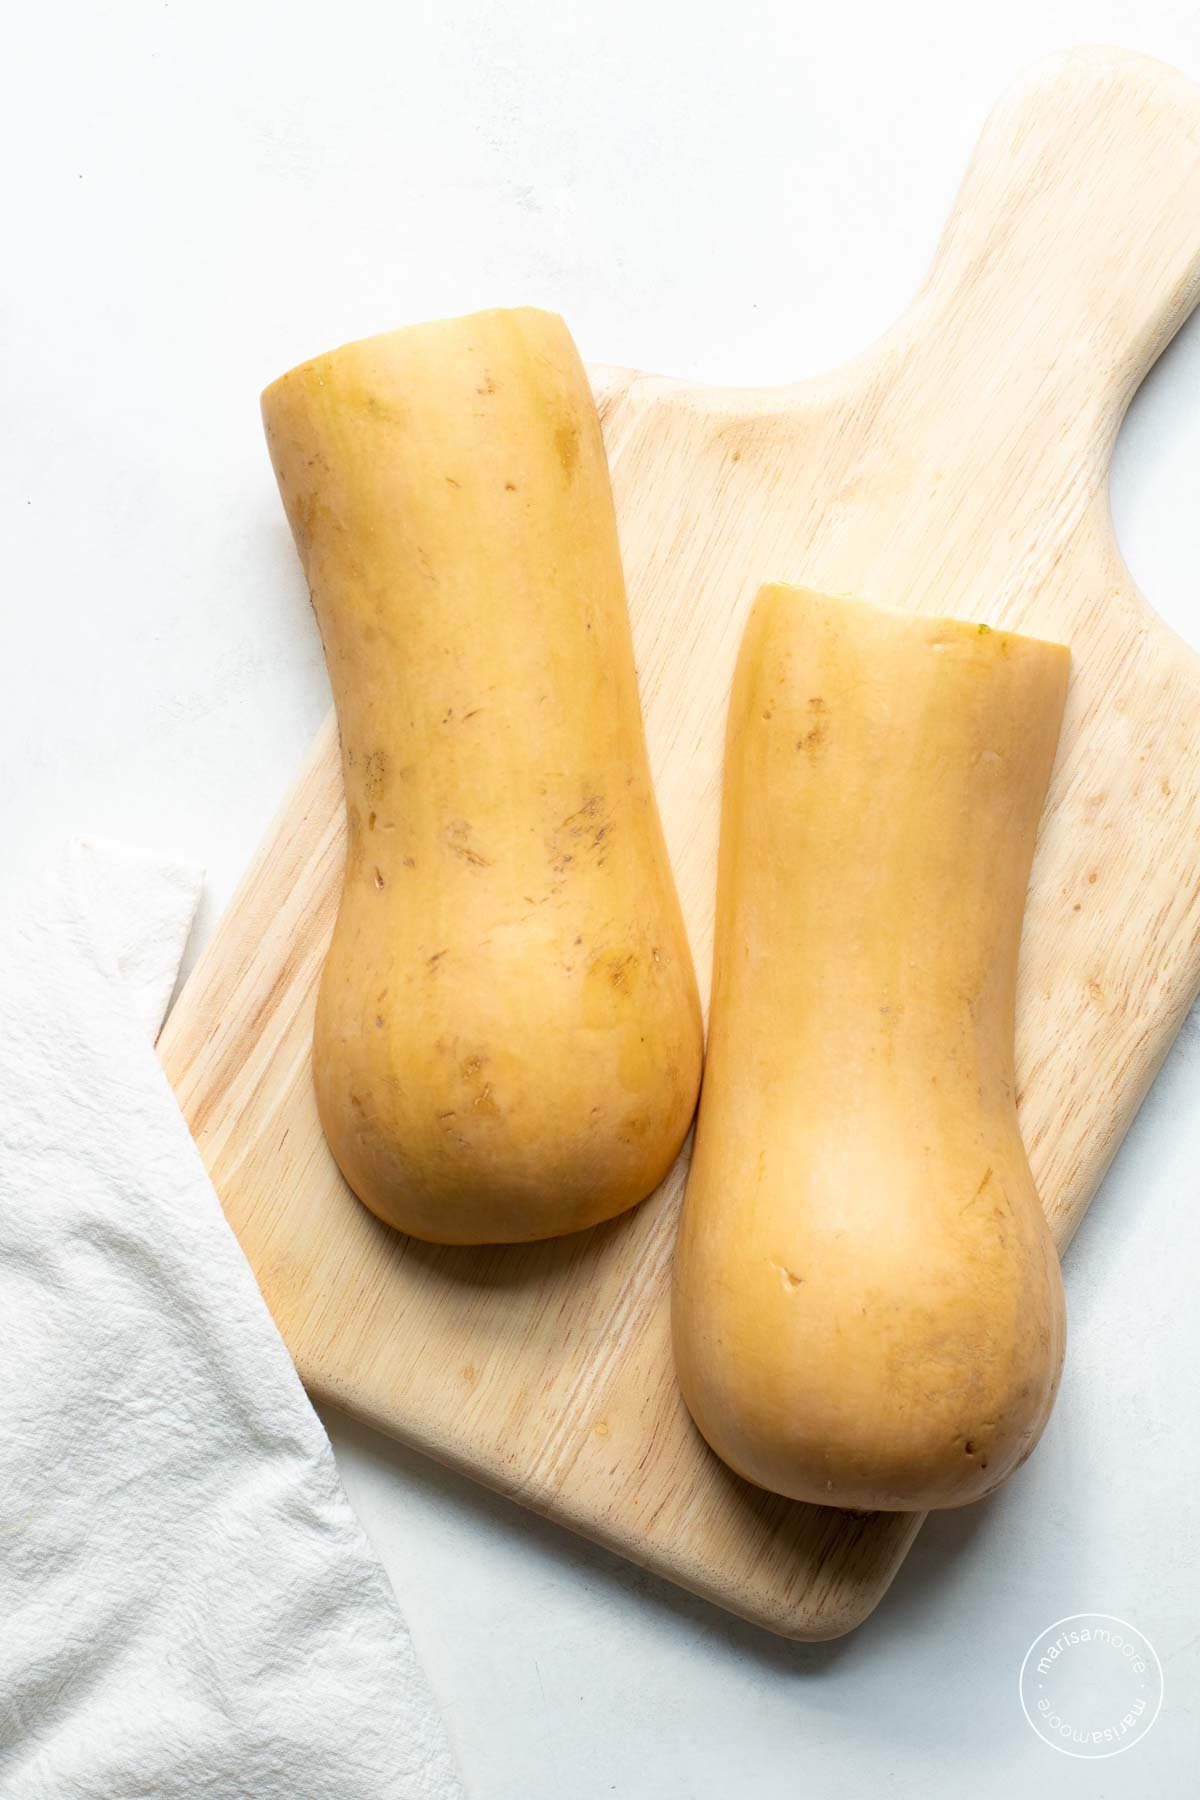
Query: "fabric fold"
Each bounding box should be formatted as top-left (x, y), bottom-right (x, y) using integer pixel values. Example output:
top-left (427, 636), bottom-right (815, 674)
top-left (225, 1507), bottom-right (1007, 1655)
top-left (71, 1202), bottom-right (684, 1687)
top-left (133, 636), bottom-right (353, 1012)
top-left (0, 837), bottom-right (463, 1800)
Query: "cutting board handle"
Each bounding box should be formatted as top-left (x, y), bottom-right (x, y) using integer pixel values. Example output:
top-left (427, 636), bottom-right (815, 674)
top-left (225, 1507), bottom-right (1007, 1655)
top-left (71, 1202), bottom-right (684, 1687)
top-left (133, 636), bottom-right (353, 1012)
top-left (912, 47), bottom-right (1200, 461)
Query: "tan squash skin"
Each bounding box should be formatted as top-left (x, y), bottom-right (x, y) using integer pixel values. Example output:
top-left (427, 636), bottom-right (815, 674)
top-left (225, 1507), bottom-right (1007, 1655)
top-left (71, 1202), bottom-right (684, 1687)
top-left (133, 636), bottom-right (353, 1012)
top-left (261, 308), bottom-right (702, 1244)
top-left (672, 586), bottom-right (1069, 1511)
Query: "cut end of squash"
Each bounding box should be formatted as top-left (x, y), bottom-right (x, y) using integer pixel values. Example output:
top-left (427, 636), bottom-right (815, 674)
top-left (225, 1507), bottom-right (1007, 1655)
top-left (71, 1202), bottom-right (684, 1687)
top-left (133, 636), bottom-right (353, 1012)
top-left (753, 580), bottom-right (1070, 664)
top-left (259, 305), bottom-right (569, 416)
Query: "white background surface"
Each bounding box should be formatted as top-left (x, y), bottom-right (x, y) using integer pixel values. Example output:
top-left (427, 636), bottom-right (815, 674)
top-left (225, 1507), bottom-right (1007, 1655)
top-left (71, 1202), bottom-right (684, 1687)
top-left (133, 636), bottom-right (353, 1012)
top-left (5, 2), bottom-right (1200, 1795)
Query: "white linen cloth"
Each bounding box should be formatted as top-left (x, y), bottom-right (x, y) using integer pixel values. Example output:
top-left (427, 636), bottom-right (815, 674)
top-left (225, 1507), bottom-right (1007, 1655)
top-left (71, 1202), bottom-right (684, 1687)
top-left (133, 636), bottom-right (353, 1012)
top-left (0, 837), bottom-right (464, 1800)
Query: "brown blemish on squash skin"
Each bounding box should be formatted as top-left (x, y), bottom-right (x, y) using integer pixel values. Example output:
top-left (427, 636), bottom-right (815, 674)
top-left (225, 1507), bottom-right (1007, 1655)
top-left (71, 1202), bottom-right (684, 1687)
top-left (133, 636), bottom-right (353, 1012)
top-left (962, 1167), bottom-right (993, 1213)
top-left (797, 697), bottom-right (828, 761)
top-left (609, 955), bottom-right (636, 991)
top-left (555, 420), bottom-right (580, 476)
top-left (373, 867), bottom-right (385, 889)
top-left (548, 795), bottom-right (608, 874)
top-left (360, 391), bottom-right (407, 428)
top-left (582, 952), bottom-right (642, 1037)
top-left (444, 820), bottom-right (491, 868)
top-left (362, 750), bottom-right (387, 798)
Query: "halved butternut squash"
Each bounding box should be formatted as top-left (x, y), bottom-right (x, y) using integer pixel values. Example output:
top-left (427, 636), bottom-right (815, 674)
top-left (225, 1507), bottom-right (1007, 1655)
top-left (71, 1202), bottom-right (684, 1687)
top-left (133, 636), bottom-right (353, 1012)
top-left (673, 585), bottom-right (1068, 1510)
top-left (262, 308), bottom-right (702, 1244)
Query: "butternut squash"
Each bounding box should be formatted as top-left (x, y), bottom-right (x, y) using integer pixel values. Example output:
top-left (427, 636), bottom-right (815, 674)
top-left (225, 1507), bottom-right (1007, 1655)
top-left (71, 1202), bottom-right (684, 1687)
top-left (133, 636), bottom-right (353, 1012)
top-left (672, 585), bottom-right (1068, 1510)
top-left (261, 308), bottom-right (702, 1244)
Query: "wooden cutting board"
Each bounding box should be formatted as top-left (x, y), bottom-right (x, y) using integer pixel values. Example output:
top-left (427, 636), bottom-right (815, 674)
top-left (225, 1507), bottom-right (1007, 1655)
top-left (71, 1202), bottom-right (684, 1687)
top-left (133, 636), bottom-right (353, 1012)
top-left (159, 47), bottom-right (1200, 1639)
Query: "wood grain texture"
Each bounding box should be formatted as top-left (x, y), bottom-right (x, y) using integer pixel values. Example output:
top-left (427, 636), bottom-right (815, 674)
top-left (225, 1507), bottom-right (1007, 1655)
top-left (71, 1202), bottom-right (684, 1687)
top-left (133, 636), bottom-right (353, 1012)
top-left (159, 47), bottom-right (1200, 1638)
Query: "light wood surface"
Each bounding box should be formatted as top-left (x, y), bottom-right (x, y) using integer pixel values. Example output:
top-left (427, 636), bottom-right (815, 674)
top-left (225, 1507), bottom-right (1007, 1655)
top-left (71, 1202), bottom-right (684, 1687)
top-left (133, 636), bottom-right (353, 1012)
top-left (159, 47), bottom-right (1200, 1638)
